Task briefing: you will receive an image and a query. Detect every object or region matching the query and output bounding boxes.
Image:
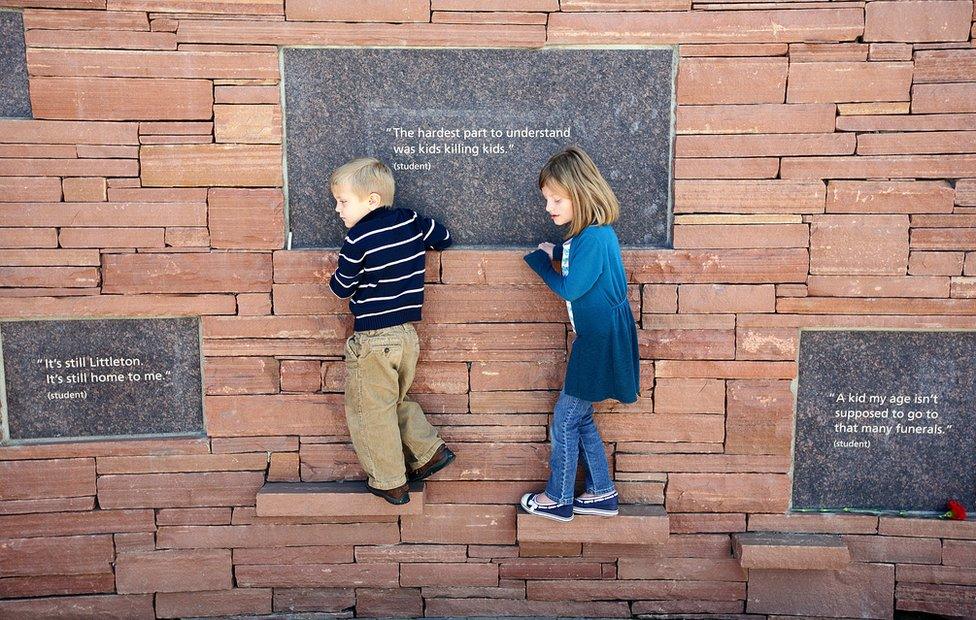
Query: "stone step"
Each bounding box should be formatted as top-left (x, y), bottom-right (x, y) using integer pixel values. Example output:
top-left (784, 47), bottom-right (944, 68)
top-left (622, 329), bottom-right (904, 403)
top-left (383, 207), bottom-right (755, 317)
top-left (733, 532), bottom-right (851, 570)
top-left (517, 504), bottom-right (669, 545)
top-left (255, 481), bottom-right (424, 517)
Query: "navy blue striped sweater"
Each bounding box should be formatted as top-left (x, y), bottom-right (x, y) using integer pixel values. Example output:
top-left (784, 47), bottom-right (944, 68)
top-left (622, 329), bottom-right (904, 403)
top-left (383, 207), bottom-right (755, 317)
top-left (329, 206), bottom-right (451, 332)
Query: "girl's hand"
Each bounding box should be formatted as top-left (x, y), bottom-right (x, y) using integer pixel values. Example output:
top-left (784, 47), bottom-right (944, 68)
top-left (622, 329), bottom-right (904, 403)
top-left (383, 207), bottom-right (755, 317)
top-left (537, 242), bottom-right (555, 259)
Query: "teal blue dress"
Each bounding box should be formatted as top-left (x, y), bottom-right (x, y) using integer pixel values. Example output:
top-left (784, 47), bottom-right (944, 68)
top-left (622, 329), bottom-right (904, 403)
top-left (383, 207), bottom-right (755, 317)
top-left (524, 225), bottom-right (640, 404)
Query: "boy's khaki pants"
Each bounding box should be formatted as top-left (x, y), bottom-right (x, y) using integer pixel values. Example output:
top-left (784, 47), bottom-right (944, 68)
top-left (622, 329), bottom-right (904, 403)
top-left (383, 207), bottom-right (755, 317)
top-left (344, 323), bottom-right (443, 490)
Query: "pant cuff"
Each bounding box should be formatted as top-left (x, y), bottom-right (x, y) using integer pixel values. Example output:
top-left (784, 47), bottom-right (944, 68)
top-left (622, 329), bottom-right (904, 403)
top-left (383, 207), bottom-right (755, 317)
top-left (410, 441), bottom-right (444, 470)
top-left (368, 476), bottom-right (407, 490)
top-left (544, 490), bottom-right (573, 506)
top-left (584, 487), bottom-right (618, 498)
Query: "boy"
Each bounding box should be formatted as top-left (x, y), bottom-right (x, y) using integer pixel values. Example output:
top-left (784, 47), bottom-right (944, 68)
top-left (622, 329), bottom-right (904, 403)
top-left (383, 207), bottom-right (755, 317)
top-left (328, 157), bottom-right (455, 505)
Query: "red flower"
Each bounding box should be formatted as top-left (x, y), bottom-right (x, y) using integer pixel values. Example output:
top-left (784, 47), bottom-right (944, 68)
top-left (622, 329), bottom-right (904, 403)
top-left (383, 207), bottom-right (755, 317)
top-left (944, 499), bottom-right (967, 520)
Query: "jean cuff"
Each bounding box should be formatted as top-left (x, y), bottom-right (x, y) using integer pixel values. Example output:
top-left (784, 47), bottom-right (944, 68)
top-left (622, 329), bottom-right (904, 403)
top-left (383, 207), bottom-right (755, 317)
top-left (586, 487), bottom-right (617, 498)
top-left (544, 490), bottom-right (572, 506)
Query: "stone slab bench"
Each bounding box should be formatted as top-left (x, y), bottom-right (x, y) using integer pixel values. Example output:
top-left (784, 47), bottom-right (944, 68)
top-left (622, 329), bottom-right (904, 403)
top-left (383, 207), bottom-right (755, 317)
top-left (517, 504), bottom-right (669, 545)
top-left (733, 532), bottom-right (851, 570)
top-left (255, 481), bottom-right (425, 517)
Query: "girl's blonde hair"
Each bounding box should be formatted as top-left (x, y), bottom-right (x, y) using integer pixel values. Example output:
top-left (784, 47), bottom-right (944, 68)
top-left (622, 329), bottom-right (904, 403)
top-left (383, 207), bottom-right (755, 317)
top-left (539, 146), bottom-right (620, 239)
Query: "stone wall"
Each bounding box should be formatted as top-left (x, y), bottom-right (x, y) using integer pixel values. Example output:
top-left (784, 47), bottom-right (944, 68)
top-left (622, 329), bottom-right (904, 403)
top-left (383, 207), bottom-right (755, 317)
top-left (1, 0), bottom-right (975, 618)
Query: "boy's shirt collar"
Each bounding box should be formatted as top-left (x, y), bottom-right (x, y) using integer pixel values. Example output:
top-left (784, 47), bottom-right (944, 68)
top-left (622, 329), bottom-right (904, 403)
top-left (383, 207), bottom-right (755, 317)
top-left (351, 205), bottom-right (391, 230)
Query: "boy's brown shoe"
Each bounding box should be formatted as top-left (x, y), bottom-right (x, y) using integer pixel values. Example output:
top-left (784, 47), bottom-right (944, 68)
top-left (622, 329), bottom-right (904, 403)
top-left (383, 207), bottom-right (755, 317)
top-left (366, 482), bottom-right (410, 505)
top-left (408, 445), bottom-right (455, 482)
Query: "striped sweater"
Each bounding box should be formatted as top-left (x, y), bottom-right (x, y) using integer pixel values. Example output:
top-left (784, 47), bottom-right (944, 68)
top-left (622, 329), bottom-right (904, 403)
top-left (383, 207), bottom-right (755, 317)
top-left (329, 206), bottom-right (451, 332)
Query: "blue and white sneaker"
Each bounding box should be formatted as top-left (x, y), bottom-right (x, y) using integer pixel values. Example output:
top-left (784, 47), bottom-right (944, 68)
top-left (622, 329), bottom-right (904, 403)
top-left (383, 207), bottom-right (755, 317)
top-left (520, 492), bottom-right (574, 522)
top-left (573, 491), bottom-right (619, 516)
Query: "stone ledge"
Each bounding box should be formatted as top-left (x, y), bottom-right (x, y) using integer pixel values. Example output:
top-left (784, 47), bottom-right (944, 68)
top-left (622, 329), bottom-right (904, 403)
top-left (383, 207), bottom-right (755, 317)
top-left (733, 531), bottom-right (851, 570)
top-left (255, 481), bottom-right (424, 517)
top-left (517, 504), bottom-right (669, 545)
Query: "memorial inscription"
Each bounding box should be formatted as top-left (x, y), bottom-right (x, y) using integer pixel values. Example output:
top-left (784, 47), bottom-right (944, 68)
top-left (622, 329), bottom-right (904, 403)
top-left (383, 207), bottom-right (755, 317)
top-left (793, 330), bottom-right (976, 512)
top-left (283, 47), bottom-right (675, 248)
top-left (0, 318), bottom-right (204, 443)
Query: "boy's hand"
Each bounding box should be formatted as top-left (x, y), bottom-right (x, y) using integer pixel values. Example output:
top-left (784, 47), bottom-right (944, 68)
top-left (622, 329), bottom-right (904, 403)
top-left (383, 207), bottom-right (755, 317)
top-left (537, 242), bottom-right (555, 259)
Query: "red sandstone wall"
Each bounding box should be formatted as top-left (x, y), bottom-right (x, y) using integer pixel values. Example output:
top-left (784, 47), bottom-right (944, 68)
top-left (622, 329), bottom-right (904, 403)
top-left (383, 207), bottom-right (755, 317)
top-left (0, 0), bottom-right (975, 618)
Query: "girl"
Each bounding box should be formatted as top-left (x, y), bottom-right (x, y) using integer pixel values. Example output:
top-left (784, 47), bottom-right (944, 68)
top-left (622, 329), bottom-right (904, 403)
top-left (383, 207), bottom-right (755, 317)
top-left (520, 146), bottom-right (640, 522)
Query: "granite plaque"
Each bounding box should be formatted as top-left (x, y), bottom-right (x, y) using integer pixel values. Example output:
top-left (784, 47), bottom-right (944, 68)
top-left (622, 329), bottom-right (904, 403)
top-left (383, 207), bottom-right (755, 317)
top-left (0, 318), bottom-right (204, 443)
top-left (0, 11), bottom-right (31, 118)
top-left (283, 47), bottom-right (674, 248)
top-left (793, 330), bottom-right (976, 512)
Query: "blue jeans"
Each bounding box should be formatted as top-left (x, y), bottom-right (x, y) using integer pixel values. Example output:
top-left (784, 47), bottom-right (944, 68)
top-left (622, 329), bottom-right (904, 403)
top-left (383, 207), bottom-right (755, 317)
top-left (545, 391), bottom-right (616, 505)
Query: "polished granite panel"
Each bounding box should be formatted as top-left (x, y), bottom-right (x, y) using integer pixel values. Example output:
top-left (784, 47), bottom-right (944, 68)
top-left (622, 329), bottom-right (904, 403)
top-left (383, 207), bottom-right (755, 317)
top-left (0, 12), bottom-right (31, 118)
top-left (793, 330), bottom-right (976, 512)
top-left (284, 48), bottom-right (674, 248)
top-left (1, 318), bottom-right (203, 442)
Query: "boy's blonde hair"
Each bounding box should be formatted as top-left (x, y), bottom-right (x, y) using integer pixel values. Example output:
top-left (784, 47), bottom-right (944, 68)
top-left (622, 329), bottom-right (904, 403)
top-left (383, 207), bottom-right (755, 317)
top-left (539, 146), bottom-right (619, 239)
top-left (330, 157), bottom-right (395, 206)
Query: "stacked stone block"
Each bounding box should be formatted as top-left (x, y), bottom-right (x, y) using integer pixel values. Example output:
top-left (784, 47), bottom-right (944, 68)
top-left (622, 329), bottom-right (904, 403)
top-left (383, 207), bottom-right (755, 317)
top-left (1, 0), bottom-right (975, 617)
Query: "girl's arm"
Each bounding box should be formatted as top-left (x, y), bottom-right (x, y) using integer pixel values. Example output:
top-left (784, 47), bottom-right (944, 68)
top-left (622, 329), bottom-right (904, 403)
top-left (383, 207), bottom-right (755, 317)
top-left (551, 243), bottom-right (563, 262)
top-left (523, 234), bottom-right (603, 302)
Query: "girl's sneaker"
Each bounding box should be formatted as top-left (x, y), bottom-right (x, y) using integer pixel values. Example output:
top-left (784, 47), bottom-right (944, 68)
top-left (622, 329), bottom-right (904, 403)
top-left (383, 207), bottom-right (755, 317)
top-left (519, 492), bottom-right (574, 522)
top-left (573, 492), bottom-right (619, 516)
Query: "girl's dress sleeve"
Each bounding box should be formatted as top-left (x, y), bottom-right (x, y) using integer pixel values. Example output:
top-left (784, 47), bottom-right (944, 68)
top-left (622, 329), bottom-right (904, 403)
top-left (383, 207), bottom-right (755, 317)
top-left (524, 233), bottom-right (603, 302)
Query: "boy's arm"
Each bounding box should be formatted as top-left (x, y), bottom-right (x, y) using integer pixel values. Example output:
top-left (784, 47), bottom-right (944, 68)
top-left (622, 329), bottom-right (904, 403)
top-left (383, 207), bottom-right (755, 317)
top-left (524, 234), bottom-right (602, 302)
top-left (419, 215), bottom-right (452, 251)
top-left (329, 240), bottom-right (364, 299)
